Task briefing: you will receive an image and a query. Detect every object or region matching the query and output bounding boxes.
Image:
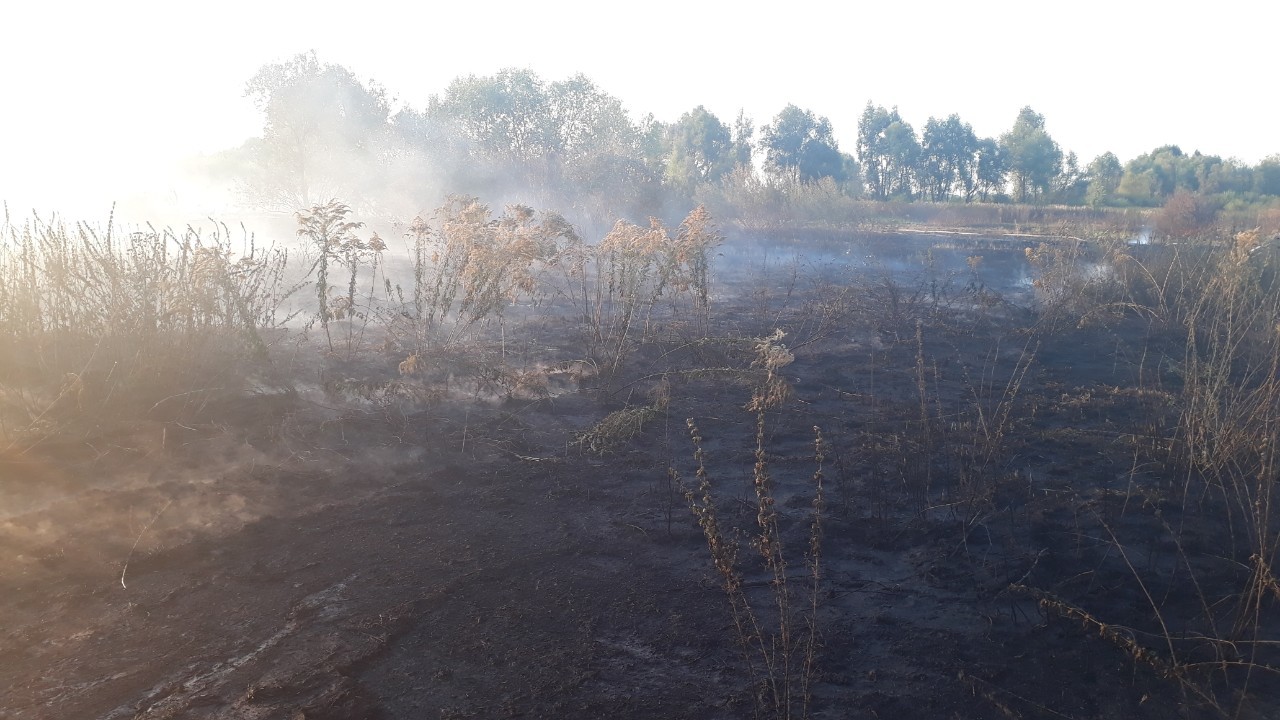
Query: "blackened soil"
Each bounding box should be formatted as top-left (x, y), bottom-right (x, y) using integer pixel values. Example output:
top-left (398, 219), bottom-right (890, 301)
top-left (2, 235), bottom-right (1273, 720)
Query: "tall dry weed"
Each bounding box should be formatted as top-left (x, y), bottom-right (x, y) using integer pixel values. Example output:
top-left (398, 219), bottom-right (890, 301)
top-left (677, 330), bottom-right (823, 719)
top-left (556, 206), bottom-right (721, 378)
top-left (389, 197), bottom-right (577, 354)
top-left (0, 209), bottom-right (289, 444)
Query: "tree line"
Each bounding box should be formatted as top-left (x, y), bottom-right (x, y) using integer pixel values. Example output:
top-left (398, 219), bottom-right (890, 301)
top-left (219, 53), bottom-right (1280, 225)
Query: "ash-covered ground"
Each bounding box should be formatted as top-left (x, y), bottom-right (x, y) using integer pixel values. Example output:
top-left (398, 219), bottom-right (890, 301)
top-left (2, 231), bottom-right (1271, 719)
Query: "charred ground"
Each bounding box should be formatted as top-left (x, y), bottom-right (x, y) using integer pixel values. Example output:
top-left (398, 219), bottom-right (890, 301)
top-left (2, 220), bottom-right (1279, 719)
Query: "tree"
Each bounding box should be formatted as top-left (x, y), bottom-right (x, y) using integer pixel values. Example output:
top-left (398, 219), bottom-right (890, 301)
top-left (882, 120), bottom-right (920, 199)
top-left (1051, 151), bottom-right (1087, 205)
top-left (545, 74), bottom-right (643, 207)
top-left (857, 103), bottom-right (920, 200)
top-left (1199, 157), bottom-right (1253, 195)
top-left (858, 103), bottom-right (895, 200)
top-left (1116, 145), bottom-right (1193, 206)
top-left (637, 113), bottom-right (670, 176)
top-left (240, 52), bottom-right (392, 209)
top-left (1000, 107), bottom-right (1063, 202)
top-left (920, 114), bottom-right (978, 201)
top-left (1121, 145), bottom-right (1211, 200)
top-left (837, 152), bottom-right (862, 196)
top-left (730, 110), bottom-right (755, 169)
top-left (1145, 145), bottom-right (1184, 196)
top-left (1169, 151), bottom-right (1251, 196)
top-left (1084, 152), bottom-right (1123, 207)
top-left (1116, 170), bottom-right (1158, 206)
top-left (972, 137), bottom-right (1005, 202)
top-left (424, 69), bottom-right (646, 209)
top-left (546, 74), bottom-right (639, 168)
top-left (760, 105), bottom-right (847, 184)
top-left (1255, 155), bottom-right (1280, 196)
top-left (429, 68), bottom-right (556, 166)
top-left (665, 106), bottom-right (735, 193)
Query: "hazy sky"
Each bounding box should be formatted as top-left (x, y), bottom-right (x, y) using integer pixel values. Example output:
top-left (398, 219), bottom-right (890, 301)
top-left (2, 0), bottom-right (1276, 219)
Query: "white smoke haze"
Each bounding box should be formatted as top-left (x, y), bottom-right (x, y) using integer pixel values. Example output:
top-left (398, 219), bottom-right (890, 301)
top-left (2, 1), bottom-right (1275, 231)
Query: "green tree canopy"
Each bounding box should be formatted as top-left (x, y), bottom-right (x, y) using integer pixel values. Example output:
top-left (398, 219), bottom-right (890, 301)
top-left (422, 68), bottom-right (650, 212)
top-left (240, 51), bottom-right (392, 209)
top-left (1117, 146), bottom-right (1200, 205)
top-left (428, 68), bottom-right (557, 165)
top-left (1051, 151), bottom-right (1087, 205)
top-left (1084, 152), bottom-right (1123, 207)
top-left (731, 110), bottom-right (755, 170)
top-left (546, 75), bottom-right (639, 168)
top-left (882, 120), bottom-right (920, 199)
top-left (920, 114), bottom-right (977, 201)
top-left (993, 107), bottom-right (1064, 202)
top-left (1113, 146), bottom-right (1258, 205)
top-left (1000, 107), bottom-right (1063, 202)
top-left (1199, 157), bottom-right (1253, 196)
top-left (858, 103), bottom-right (896, 200)
top-left (857, 103), bottom-right (920, 200)
top-left (664, 106), bottom-right (736, 193)
top-left (1256, 155), bottom-right (1280, 196)
top-left (228, 58), bottom-right (1280, 219)
top-left (971, 137), bottom-right (1006, 202)
top-left (760, 104), bottom-right (848, 184)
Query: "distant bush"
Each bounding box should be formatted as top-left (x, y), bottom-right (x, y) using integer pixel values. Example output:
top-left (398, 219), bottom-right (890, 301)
top-left (1154, 190), bottom-right (1216, 241)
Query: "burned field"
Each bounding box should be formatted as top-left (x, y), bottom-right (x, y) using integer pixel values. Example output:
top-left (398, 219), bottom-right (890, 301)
top-left (2, 207), bottom-right (1279, 719)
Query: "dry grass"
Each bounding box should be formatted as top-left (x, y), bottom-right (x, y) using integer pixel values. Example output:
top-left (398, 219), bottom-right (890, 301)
top-left (383, 197), bottom-right (578, 354)
top-left (0, 207), bottom-right (289, 446)
top-left (574, 405), bottom-right (659, 455)
top-left (1003, 226), bottom-right (1280, 716)
top-left (554, 206), bottom-right (722, 381)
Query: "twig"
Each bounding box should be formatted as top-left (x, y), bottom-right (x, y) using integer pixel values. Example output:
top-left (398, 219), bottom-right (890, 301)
top-left (148, 388), bottom-right (223, 413)
top-left (121, 499), bottom-right (173, 589)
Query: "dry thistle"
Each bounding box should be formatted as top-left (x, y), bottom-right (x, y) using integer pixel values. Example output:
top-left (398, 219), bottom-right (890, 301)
top-left (681, 418), bottom-right (741, 587)
top-left (398, 353), bottom-right (419, 377)
top-left (746, 330), bottom-right (794, 414)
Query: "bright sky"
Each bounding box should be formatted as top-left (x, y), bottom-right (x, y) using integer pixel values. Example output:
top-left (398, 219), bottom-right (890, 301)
top-left (2, 0), bottom-right (1277, 220)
